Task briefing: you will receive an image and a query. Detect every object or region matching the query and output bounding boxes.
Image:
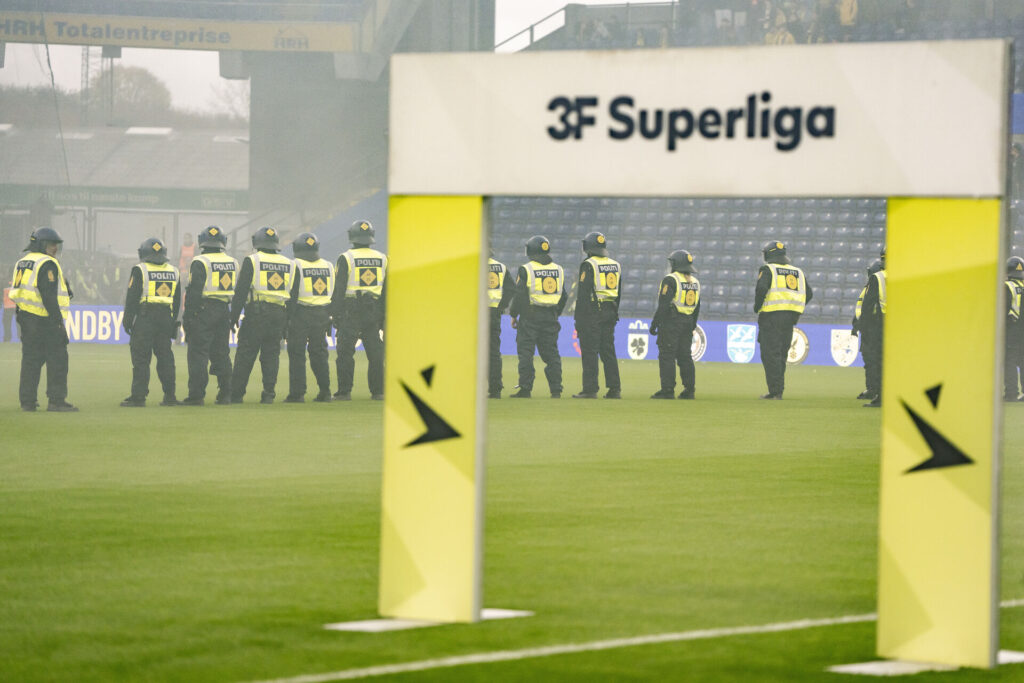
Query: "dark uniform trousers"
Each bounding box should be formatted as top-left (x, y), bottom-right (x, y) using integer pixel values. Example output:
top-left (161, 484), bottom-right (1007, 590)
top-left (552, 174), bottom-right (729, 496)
top-left (657, 313), bottom-right (696, 394)
top-left (231, 302), bottom-right (288, 401)
top-left (288, 305), bottom-right (332, 398)
top-left (335, 295), bottom-right (384, 396)
top-left (186, 300), bottom-right (232, 400)
top-left (1005, 320), bottom-right (1023, 398)
top-left (129, 304), bottom-right (176, 400)
top-left (577, 304), bottom-right (620, 394)
top-left (488, 307), bottom-right (503, 394)
top-left (758, 310), bottom-right (800, 397)
top-left (516, 307), bottom-right (562, 394)
top-left (861, 324), bottom-right (883, 399)
top-left (17, 311), bottom-right (69, 406)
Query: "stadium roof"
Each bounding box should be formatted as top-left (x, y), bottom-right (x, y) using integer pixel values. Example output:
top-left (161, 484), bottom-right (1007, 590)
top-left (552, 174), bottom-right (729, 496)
top-left (0, 125), bottom-right (248, 211)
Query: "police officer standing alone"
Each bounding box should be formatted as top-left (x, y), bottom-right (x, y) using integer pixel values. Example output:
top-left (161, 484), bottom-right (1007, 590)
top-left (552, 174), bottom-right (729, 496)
top-left (487, 249), bottom-right (515, 398)
top-left (120, 238), bottom-right (180, 407)
top-left (510, 235), bottom-right (567, 398)
top-left (286, 233), bottom-right (335, 403)
top-left (229, 227), bottom-right (294, 404)
top-left (1004, 256), bottom-right (1024, 401)
top-left (852, 259), bottom-right (883, 400)
top-left (650, 249), bottom-right (700, 399)
top-left (10, 227), bottom-right (77, 411)
top-left (182, 225), bottom-right (237, 406)
top-left (573, 231), bottom-right (622, 399)
top-left (754, 240), bottom-right (812, 400)
top-left (333, 220), bottom-right (387, 401)
top-left (860, 246), bottom-right (886, 408)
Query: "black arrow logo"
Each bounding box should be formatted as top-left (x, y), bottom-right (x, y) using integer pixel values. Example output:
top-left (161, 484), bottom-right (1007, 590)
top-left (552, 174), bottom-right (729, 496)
top-left (902, 383), bottom-right (974, 474)
top-left (401, 366), bottom-right (461, 448)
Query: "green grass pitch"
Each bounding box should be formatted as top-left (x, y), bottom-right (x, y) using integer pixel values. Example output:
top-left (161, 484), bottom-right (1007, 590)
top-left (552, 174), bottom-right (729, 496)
top-left (1, 343), bottom-right (1022, 682)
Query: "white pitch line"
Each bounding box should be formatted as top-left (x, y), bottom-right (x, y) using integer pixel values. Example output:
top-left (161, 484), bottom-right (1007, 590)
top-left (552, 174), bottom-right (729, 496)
top-left (243, 600), bottom-right (1024, 683)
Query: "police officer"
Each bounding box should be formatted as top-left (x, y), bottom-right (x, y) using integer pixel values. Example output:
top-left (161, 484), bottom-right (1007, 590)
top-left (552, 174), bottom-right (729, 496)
top-left (851, 259), bottom-right (883, 401)
top-left (754, 240), bottom-right (812, 399)
top-left (650, 249), bottom-right (700, 399)
top-left (285, 232), bottom-right (335, 403)
top-left (573, 231), bottom-right (622, 399)
top-left (120, 238), bottom-right (180, 407)
top-left (510, 235), bottom-right (567, 398)
top-left (860, 246), bottom-right (886, 407)
top-left (333, 220), bottom-right (387, 401)
top-left (229, 226), bottom-right (294, 404)
top-left (1004, 256), bottom-right (1024, 401)
top-left (182, 225), bottom-right (237, 406)
top-left (9, 227), bottom-right (77, 412)
top-left (487, 249), bottom-right (515, 398)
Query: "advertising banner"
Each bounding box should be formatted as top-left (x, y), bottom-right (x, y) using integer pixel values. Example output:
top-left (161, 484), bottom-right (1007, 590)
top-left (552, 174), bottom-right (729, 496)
top-left (7, 305), bottom-right (868, 369)
top-left (391, 41), bottom-right (1007, 197)
top-left (0, 11), bottom-right (356, 52)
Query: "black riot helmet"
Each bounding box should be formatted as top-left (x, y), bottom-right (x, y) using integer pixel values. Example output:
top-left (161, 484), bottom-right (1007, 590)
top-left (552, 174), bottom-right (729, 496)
top-left (866, 259), bottom-right (883, 276)
top-left (292, 232), bottom-right (320, 260)
top-left (349, 220), bottom-right (375, 247)
top-left (198, 225), bottom-right (227, 250)
top-left (668, 249), bottom-right (697, 274)
top-left (252, 226), bottom-right (280, 252)
top-left (26, 226), bottom-right (64, 252)
top-left (138, 237), bottom-right (169, 265)
top-left (1008, 256), bottom-right (1024, 280)
top-left (582, 231), bottom-right (608, 258)
top-left (762, 240), bottom-right (787, 263)
top-left (880, 244), bottom-right (886, 268)
top-left (526, 235), bottom-right (552, 261)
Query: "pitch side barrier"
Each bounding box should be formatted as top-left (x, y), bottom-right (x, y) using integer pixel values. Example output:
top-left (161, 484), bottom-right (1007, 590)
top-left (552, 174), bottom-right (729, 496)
top-left (9, 305), bottom-right (863, 367)
top-left (383, 41), bottom-right (1009, 670)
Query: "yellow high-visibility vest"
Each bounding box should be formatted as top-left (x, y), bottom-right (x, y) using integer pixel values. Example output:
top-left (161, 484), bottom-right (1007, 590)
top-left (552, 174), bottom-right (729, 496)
top-left (295, 257), bottom-right (335, 307)
top-left (248, 252), bottom-right (293, 305)
top-left (524, 260), bottom-right (564, 307)
top-left (1006, 280), bottom-right (1023, 321)
top-left (875, 270), bottom-right (887, 314)
top-left (585, 256), bottom-right (621, 302)
top-left (193, 252), bottom-right (238, 301)
top-left (9, 252), bottom-right (70, 319)
top-left (342, 247), bottom-right (387, 298)
top-left (138, 262), bottom-right (178, 307)
top-left (760, 263), bottom-right (806, 314)
top-left (855, 285), bottom-right (867, 320)
top-left (670, 272), bottom-right (700, 314)
top-left (488, 258), bottom-right (506, 308)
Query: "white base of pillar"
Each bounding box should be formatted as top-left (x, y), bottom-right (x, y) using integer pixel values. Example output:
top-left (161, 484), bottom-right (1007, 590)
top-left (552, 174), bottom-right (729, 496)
top-left (323, 608), bottom-right (534, 633)
top-left (828, 650), bottom-right (1024, 676)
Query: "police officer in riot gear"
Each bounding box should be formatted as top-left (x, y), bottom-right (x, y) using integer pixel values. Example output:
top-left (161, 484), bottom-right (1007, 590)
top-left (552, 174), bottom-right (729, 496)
top-left (754, 240), bottom-right (812, 399)
top-left (286, 232), bottom-right (335, 403)
top-left (650, 249), bottom-right (700, 399)
top-left (860, 246), bottom-right (886, 407)
top-left (120, 238), bottom-right (181, 407)
top-left (487, 249), bottom-right (515, 398)
top-left (229, 226), bottom-right (294, 403)
top-left (851, 259), bottom-right (883, 401)
top-left (333, 220), bottom-right (387, 400)
top-left (510, 235), bottom-right (567, 398)
top-left (573, 231), bottom-right (622, 399)
top-left (9, 226), bottom-right (77, 411)
top-left (1004, 255), bottom-right (1024, 401)
top-left (182, 225), bottom-right (237, 406)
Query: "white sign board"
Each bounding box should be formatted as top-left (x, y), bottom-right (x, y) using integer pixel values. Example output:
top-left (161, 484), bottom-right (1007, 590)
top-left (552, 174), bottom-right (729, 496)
top-left (390, 40), bottom-right (1007, 197)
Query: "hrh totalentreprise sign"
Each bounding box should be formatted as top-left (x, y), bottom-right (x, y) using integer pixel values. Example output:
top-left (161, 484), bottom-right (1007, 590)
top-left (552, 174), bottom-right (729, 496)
top-left (0, 11), bottom-right (355, 52)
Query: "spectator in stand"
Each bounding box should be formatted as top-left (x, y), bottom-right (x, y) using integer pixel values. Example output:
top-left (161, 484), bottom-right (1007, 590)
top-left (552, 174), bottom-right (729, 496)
top-left (178, 232), bottom-right (195, 274)
top-left (765, 7), bottom-right (795, 44)
top-left (838, 0), bottom-right (857, 40)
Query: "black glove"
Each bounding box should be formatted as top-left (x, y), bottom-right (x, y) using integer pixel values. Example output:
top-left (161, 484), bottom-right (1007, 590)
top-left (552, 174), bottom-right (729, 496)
top-left (57, 322), bottom-right (69, 344)
top-left (170, 320), bottom-right (181, 340)
top-left (123, 316), bottom-right (135, 336)
top-left (649, 322), bottom-right (659, 336)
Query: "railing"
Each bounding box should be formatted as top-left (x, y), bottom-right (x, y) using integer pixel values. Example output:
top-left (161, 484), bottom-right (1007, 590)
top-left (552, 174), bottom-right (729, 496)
top-left (495, 6), bottom-right (566, 53)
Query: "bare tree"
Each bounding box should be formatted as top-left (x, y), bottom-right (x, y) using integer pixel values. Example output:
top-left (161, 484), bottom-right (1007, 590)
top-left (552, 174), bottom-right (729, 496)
top-left (88, 65), bottom-right (172, 122)
top-left (208, 79), bottom-right (250, 121)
